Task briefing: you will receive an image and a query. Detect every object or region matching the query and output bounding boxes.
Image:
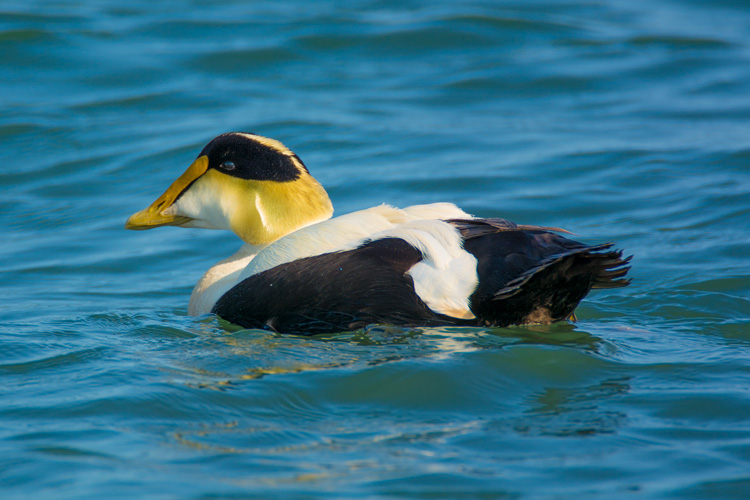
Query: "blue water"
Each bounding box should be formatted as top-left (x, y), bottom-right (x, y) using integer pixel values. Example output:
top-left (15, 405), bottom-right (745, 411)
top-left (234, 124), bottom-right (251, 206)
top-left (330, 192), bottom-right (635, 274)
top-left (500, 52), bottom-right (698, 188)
top-left (2, 0), bottom-right (750, 498)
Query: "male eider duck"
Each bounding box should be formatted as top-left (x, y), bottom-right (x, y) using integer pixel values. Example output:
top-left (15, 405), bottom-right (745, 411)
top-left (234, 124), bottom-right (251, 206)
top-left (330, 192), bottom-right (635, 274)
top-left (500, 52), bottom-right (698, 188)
top-left (126, 132), bottom-right (631, 335)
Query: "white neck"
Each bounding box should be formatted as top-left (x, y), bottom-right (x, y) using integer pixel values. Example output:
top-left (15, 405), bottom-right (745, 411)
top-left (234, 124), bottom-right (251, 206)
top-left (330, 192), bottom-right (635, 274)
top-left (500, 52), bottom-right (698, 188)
top-left (187, 242), bottom-right (267, 315)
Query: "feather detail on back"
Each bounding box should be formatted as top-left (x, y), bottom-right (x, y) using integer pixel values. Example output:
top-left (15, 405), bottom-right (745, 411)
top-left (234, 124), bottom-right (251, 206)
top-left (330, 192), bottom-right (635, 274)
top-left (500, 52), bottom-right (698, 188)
top-left (238, 203), bottom-right (470, 281)
top-left (369, 220), bottom-right (478, 319)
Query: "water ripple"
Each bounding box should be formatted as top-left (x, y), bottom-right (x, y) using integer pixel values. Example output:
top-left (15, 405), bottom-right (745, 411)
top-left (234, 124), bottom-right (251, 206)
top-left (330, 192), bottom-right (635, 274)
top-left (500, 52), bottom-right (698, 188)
top-left (2, 0), bottom-right (750, 498)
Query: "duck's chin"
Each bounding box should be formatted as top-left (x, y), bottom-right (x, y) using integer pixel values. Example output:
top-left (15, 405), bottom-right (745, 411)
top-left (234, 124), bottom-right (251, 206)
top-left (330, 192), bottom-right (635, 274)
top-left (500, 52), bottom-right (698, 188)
top-left (176, 218), bottom-right (219, 230)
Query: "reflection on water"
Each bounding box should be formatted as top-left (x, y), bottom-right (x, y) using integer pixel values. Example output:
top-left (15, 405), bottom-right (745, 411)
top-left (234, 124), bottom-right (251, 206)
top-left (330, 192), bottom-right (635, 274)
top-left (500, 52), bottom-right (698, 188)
top-left (163, 323), bottom-right (629, 465)
top-left (165, 321), bottom-right (612, 390)
top-left (522, 377), bottom-right (630, 437)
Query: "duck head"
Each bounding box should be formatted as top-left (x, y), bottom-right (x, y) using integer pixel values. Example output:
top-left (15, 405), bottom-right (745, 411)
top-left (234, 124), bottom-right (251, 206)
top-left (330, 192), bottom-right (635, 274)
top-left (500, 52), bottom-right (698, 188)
top-left (125, 132), bottom-right (334, 245)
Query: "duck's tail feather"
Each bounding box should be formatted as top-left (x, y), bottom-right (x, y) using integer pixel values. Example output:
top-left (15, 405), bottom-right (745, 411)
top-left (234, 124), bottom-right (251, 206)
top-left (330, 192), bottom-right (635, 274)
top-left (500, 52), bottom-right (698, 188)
top-left (492, 243), bottom-right (631, 300)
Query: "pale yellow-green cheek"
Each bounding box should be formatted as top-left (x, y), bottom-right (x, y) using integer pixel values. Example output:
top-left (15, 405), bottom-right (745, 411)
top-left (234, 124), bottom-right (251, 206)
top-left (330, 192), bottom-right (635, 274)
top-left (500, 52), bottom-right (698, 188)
top-left (222, 175), bottom-right (334, 245)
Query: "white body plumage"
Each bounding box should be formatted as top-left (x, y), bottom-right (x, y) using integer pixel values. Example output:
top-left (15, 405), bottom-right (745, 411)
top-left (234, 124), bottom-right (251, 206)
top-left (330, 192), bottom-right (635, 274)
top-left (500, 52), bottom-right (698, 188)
top-left (188, 203), bottom-right (479, 320)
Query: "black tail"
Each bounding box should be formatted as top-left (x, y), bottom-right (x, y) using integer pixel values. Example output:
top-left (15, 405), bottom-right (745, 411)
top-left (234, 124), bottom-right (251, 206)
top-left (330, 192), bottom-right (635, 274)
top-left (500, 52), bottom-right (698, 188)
top-left (494, 243), bottom-right (632, 300)
top-left (453, 219), bottom-right (631, 327)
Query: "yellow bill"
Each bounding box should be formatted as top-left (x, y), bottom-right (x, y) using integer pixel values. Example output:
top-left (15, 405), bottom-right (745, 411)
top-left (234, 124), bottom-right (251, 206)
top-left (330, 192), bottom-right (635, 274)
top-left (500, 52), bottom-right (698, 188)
top-left (125, 155), bottom-right (209, 230)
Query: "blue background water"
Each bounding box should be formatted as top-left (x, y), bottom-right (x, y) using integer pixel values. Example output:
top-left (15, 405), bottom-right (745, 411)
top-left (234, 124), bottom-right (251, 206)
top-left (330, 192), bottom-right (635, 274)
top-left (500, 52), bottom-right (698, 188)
top-left (2, 0), bottom-right (750, 498)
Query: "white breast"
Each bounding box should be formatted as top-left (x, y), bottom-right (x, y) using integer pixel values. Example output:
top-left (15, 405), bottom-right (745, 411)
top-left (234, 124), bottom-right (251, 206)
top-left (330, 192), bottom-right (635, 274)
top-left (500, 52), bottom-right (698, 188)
top-left (188, 244), bottom-right (261, 316)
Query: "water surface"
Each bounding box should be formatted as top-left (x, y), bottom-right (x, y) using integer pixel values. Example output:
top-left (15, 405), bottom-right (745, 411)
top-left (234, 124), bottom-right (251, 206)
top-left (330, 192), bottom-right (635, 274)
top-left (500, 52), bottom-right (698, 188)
top-left (2, 0), bottom-right (750, 498)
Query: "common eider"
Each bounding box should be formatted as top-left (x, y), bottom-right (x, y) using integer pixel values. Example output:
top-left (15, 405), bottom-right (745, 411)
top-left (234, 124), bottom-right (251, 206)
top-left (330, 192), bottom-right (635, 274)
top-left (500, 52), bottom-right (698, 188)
top-left (126, 132), bottom-right (631, 334)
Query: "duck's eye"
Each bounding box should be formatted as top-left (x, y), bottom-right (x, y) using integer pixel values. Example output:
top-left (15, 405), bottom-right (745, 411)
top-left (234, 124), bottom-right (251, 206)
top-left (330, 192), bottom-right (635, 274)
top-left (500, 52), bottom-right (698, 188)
top-left (221, 161), bottom-right (236, 171)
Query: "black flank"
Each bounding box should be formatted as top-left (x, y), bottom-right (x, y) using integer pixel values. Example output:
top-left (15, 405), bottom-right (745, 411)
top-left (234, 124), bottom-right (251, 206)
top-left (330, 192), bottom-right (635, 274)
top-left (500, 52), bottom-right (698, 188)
top-left (212, 238), bottom-right (456, 335)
